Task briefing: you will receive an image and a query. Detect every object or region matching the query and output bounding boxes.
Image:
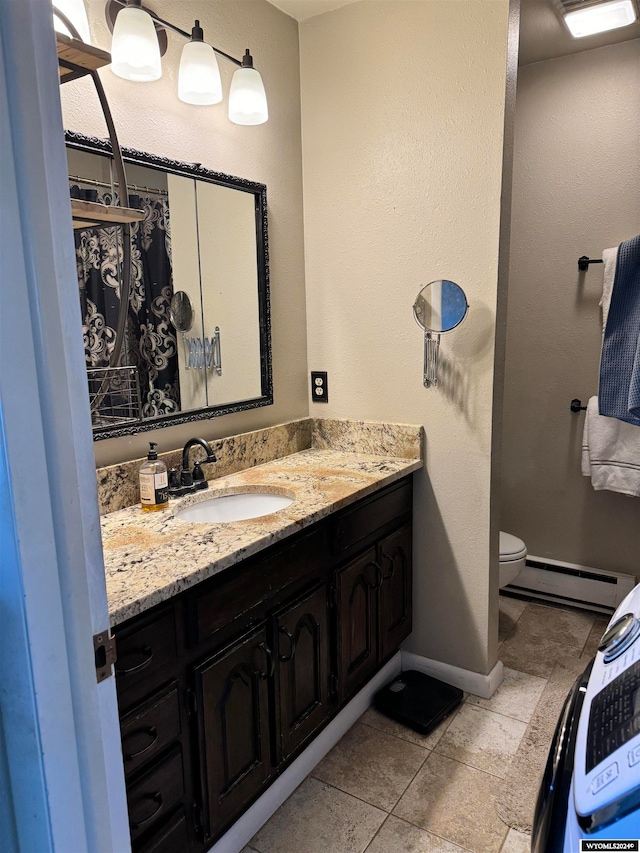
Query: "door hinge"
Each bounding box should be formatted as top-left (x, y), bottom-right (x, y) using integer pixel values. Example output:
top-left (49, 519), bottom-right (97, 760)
top-left (93, 631), bottom-right (117, 683)
top-left (329, 672), bottom-right (339, 703)
top-left (185, 686), bottom-right (197, 715)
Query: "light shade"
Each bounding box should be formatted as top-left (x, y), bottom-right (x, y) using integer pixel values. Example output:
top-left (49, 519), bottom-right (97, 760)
top-left (564, 0), bottom-right (637, 37)
top-left (53, 0), bottom-right (91, 43)
top-left (228, 49), bottom-right (268, 126)
top-left (110, 3), bottom-right (162, 82)
top-left (178, 34), bottom-right (222, 105)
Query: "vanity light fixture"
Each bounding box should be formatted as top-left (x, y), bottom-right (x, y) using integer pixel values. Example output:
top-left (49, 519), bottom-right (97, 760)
top-left (106, 0), bottom-right (269, 124)
top-left (52, 0), bottom-right (91, 43)
top-left (563, 0), bottom-right (637, 37)
top-left (110, 0), bottom-right (162, 81)
top-left (178, 21), bottom-right (223, 106)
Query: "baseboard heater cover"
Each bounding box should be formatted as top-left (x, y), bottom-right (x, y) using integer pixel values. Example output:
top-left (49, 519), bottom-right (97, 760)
top-left (505, 555), bottom-right (636, 613)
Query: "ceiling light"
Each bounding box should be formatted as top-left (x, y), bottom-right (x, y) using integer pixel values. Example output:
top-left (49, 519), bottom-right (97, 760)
top-left (110, 0), bottom-right (162, 82)
top-left (564, 0), bottom-right (637, 37)
top-left (178, 21), bottom-right (222, 105)
top-left (228, 50), bottom-right (269, 126)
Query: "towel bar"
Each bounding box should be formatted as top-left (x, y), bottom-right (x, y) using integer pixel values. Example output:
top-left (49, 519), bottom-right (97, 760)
top-left (578, 256), bottom-right (603, 272)
top-left (570, 398), bottom-right (587, 413)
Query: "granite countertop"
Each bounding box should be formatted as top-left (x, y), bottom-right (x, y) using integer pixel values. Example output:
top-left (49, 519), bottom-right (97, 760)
top-left (102, 448), bottom-right (422, 627)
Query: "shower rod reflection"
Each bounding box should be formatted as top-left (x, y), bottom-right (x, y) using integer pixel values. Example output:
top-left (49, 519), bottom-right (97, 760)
top-left (69, 174), bottom-right (168, 196)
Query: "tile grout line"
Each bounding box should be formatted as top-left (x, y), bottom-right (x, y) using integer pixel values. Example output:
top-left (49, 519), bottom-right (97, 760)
top-left (310, 743), bottom-right (431, 816)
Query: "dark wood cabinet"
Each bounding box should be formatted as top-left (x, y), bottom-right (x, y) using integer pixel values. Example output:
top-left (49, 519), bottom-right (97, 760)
top-left (274, 583), bottom-right (330, 763)
top-left (194, 625), bottom-right (272, 839)
top-left (379, 525), bottom-right (413, 660)
top-left (335, 548), bottom-right (379, 701)
top-left (113, 475), bottom-right (413, 852)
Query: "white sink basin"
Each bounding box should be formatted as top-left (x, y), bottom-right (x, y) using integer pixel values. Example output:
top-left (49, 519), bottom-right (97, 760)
top-left (175, 491), bottom-right (294, 523)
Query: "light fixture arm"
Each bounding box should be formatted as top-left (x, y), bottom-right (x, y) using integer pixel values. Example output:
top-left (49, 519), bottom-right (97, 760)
top-left (110, 0), bottom-right (243, 66)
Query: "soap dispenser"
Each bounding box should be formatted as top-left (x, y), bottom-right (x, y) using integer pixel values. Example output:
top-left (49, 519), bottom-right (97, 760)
top-left (139, 442), bottom-right (169, 512)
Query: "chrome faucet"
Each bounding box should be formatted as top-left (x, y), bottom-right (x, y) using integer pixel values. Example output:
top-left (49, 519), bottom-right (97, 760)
top-left (168, 437), bottom-right (217, 496)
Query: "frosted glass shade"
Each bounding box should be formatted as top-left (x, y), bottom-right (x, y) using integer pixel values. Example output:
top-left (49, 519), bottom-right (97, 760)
top-left (53, 0), bottom-right (91, 43)
top-left (178, 41), bottom-right (222, 105)
top-left (565, 0), bottom-right (637, 37)
top-left (228, 67), bottom-right (268, 125)
top-left (111, 5), bottom-right (162, 82)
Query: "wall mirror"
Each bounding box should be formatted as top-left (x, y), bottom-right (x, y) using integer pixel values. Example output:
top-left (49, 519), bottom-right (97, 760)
top-left (66, 131), bottom-right (272, 440)
top-left (413, 280), bottom-right (468, 387)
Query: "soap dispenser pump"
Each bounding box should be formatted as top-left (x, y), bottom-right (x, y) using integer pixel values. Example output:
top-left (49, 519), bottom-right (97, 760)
top-left (139, 442), bottom-right (169, 512)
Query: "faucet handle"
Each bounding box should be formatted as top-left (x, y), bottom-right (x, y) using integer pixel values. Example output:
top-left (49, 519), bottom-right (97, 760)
top-left (192, 461), bottom-right (208, 491)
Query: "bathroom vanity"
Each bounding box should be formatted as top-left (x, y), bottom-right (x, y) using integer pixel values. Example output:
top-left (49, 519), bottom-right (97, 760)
top-left (101, 445), bottom-right (420, 852)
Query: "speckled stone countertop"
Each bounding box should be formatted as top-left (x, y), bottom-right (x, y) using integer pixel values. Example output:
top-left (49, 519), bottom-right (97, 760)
top-left (103, 448), bottom-right (422, 627)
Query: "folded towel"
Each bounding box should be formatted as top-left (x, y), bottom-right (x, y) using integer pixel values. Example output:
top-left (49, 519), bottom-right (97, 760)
top-left (598, 234), bottom-right (640, 426)
top-left (599, 246), bottom-right (618, 332)
top-left (582, 397), bottom-right (640, 497)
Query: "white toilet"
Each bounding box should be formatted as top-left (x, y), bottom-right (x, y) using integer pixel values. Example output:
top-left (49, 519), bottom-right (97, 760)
top-left (499, 531), bottom-right (527, 589)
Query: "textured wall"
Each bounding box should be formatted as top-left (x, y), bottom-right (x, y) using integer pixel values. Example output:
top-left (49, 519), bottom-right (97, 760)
top-left (501, 40), bottom-right (640, 575)
top-left (300, 0), bottom-right (510, 673)
top-left (60, 0), bottom-right (308, 467)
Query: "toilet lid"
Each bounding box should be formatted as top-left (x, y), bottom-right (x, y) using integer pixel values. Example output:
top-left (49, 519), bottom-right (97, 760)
top-left (500, 531), bottom-right (526, 561)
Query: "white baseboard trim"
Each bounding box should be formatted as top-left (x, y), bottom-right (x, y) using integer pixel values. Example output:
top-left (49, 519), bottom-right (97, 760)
top-left (401, 651), bottom-right (504, 699)
top-left (207, 651), bottom-right (402, 853)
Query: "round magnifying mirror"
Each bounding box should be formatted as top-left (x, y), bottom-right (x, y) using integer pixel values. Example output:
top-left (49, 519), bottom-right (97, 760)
top-left (413, 280), bottom-right (468, 333)
top-left (169, 291), bottom-right (194, 332)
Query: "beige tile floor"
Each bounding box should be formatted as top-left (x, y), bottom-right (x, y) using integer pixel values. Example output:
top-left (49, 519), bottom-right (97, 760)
top-left (245, 595), bottom-right (610, 853)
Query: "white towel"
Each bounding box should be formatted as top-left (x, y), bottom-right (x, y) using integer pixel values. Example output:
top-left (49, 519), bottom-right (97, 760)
top-left (582, 396), bottom-right (640, 497)
top-left (599, 246), bottom-right (618, 332)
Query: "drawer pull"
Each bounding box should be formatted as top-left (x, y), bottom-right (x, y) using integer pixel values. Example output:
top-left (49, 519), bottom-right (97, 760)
top-left (124, 726), bottom-right (159, 761)
top-left (116, 646), bottom-right (153, 676)
top-left (256, 641), bottom-right (275, 679)
top-left (130, 792), bottom-right (163, 830)
top-left (368, 561), bottom-right (383, 590)
top-left (278, 627), bottom-right (296, 663)
top-left (381, 551), bottom-right (395, 581)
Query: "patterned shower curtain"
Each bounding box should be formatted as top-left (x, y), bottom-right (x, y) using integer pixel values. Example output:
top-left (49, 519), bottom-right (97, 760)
top-left (71, 183), bottom-right (180, 423)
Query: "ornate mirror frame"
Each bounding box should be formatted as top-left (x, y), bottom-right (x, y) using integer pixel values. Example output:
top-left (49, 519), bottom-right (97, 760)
top-left (66, 131), bottom-right (273, 441)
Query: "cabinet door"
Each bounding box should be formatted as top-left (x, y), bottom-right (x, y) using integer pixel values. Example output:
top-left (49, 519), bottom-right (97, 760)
top-left (275, 585), bottom-right (329, 762)
top-left (335, 548), bottom-right (379, 702)
top-left (378, 525), bottom-right (413, 660)
top-left (193, 625), bottom-right (272, 841)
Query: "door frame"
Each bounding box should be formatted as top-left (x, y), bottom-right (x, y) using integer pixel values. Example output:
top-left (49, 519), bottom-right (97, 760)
top-left (0, 1), bottom-right (129, 849)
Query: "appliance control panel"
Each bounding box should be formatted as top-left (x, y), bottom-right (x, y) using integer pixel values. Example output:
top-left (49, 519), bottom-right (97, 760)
top-left (574, 584), bottom-right (640, 822)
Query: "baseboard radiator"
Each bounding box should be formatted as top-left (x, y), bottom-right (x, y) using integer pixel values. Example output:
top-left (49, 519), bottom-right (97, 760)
top-left (505, 555), bottom-right (637, 613)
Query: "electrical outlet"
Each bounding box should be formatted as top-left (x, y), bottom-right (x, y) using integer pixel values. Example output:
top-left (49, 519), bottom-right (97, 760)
top-left (311, 371), bottom-right (328, 403)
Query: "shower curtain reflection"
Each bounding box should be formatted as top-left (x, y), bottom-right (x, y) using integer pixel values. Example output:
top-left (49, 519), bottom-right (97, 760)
top-left (71, 181), bottom-right (180, 425)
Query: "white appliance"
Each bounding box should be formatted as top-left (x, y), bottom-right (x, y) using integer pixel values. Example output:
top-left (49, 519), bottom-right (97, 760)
top-left (532, 582), bottom-right (640, 852)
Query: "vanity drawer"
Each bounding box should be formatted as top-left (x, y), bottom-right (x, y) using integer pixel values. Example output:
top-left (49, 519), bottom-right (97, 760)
top-left (121, 683), bottom-right (181, 778)
top-left (330, 478), bottom-right (412, 555)
top-left (188, 526), bottom-right (329, 647)
top-left (136, 808), bottom-right (189, 853)
top-left (127, 747), bottom-right (184, 843)
top-left (116, 608), bottom-right (177, 707)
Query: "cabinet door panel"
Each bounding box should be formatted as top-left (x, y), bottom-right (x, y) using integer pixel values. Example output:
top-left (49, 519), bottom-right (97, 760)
top-left (276, 585), bottom-right (329, 762)
top-left (336, 548), bottom-right (378, 702)
top-left (194, 625), bottom-right (272, 840)
top-left (379, 525), bottom-right (413, 660)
